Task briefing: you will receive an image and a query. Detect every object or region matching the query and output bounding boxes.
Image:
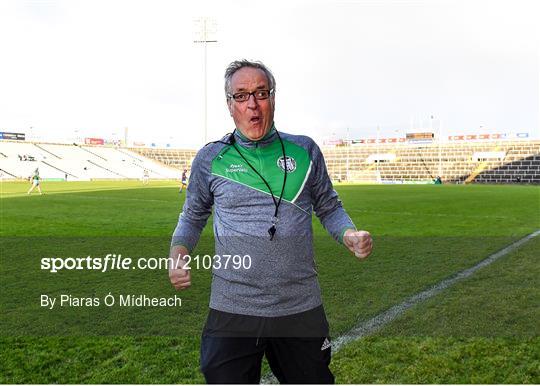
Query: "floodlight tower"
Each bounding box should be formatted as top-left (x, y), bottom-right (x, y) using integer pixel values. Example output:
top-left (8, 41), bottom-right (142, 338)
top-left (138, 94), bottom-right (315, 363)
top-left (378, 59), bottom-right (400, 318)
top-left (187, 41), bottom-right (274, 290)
top-left (193, 17), bottom-right (218, 145)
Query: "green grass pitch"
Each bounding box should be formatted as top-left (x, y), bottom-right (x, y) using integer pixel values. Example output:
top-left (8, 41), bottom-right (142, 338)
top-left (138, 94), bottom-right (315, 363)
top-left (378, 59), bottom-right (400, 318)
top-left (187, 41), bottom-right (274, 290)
top-left (1, 180), bottom-right (539, 383)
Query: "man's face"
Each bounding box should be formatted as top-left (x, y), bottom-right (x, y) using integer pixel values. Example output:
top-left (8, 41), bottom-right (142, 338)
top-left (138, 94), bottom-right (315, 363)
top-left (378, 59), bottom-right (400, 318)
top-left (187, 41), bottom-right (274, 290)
top-left (227, 67), bottom-right (275, 141)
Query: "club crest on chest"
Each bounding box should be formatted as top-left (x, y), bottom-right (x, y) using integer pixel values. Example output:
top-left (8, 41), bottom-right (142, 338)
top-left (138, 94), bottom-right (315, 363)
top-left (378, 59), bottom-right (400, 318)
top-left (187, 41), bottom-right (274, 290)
top-left (277, 156), bottom-right (296, 173)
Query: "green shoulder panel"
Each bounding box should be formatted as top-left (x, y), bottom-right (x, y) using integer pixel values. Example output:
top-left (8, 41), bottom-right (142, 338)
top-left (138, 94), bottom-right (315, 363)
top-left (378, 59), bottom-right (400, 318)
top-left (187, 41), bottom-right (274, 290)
top-left (211, 139), bottom-right (311, 203)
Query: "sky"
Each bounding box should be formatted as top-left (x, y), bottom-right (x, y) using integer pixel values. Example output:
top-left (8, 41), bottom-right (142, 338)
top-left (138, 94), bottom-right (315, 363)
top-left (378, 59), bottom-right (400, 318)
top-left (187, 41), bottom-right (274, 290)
top-left (0, 0), bottom-right (539, 148)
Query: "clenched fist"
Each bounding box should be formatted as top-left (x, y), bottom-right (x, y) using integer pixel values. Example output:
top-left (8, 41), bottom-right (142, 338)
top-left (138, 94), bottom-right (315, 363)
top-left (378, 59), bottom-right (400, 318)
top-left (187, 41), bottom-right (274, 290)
top-left (343, 229), bottom-right (373, 260)
top-left (169, 245), bottom-right (191, 290)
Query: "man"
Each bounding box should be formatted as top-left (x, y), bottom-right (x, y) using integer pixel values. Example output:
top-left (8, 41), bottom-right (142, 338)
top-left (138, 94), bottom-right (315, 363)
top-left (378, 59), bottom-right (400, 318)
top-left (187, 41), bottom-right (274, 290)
top-left (179, 169), bottom-right (188, 193)
top-left (169, 60), bottom-right (372, 384)
top-left (27, 168), bottom-right (43, 195)
top-left (142, 169), bottom-right (149, 185)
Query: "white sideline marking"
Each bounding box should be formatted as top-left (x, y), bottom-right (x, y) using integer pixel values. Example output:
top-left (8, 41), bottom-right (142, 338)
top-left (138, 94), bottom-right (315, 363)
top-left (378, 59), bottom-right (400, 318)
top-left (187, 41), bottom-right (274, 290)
top-left (0, 184), bottom-right (179, 198)
top-left (331, 229), bottom-right (540, 352)
top-left (261, 229), bottom-right (540, 384)
top-left (66, 194), bottom-right (171, 203)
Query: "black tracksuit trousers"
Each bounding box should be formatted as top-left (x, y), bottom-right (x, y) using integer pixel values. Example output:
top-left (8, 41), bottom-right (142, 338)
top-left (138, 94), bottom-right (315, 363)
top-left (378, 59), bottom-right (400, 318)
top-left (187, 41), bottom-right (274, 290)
top-left (200, 306), bottom-right (334, 384)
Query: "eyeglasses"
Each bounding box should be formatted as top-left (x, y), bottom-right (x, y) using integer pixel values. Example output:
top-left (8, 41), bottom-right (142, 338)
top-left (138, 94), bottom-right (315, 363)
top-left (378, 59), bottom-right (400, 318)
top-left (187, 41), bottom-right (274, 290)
top-left (227, 89), bottom-right (274, 103)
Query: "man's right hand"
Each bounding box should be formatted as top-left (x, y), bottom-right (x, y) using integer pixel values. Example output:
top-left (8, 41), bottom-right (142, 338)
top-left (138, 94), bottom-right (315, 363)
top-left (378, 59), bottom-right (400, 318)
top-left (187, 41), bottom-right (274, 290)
top-left (169, 245), bottom-right (191, 290)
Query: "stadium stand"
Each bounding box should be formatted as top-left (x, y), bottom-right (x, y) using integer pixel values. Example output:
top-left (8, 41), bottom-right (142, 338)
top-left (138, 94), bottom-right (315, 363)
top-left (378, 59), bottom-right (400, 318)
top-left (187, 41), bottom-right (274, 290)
top-left (0, 141), bottom-right (179, 181)
top-left (130, 147), bottom-right (194, 169)
top-left (322, 140), bottom-right (540, 184)
top-left (1, 139), bottom-right (538, 184)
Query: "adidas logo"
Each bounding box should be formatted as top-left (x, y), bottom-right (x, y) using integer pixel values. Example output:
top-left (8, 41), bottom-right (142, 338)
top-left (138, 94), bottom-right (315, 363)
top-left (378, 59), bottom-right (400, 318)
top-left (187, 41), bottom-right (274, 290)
top-left (320, 337), bottom-right (331, 351)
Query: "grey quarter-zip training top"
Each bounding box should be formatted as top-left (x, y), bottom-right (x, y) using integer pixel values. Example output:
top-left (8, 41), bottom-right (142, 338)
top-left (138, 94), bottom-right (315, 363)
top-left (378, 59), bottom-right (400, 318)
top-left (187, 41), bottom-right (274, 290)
top-left (171, 127), bottom-right (356, 317)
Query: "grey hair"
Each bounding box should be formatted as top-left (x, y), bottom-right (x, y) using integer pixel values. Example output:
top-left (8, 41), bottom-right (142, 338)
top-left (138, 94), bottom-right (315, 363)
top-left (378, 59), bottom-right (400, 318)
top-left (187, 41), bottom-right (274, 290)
top-left (224, 59), bottom-right (276, 97)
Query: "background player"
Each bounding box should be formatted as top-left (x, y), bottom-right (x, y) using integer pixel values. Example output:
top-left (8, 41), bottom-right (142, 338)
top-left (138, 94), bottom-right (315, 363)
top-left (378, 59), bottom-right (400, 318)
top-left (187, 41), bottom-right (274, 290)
top-left (27, 168), bottom-right (43, 195)
top-left (179, 169), bottom-right (188, 193)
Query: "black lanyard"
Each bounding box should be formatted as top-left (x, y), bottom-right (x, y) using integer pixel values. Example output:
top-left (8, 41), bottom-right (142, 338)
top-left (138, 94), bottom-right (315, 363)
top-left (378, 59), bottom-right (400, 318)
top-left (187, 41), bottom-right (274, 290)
top-left (229, 130), bottom-right (287, 240)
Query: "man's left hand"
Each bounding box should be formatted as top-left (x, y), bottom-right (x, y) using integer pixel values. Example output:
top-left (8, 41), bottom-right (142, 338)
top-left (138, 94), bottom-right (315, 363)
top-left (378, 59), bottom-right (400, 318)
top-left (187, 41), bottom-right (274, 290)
top-left (343, 229), bottom-right (373, 260)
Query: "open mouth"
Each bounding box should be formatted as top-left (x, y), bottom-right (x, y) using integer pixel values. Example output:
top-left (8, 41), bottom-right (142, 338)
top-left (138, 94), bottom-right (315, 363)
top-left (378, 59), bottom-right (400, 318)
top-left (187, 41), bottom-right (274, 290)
top-left (250, 116), bottom-right (261, 123)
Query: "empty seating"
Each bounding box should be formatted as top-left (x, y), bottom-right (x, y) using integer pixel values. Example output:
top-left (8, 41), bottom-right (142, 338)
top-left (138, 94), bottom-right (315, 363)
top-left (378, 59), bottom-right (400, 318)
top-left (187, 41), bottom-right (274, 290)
top-left (2, 140), bottom-right (538, 184)
top-left (0, 141), bottom-right (180, 180)
top-left (321, 141), bottom-right (540, 184)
